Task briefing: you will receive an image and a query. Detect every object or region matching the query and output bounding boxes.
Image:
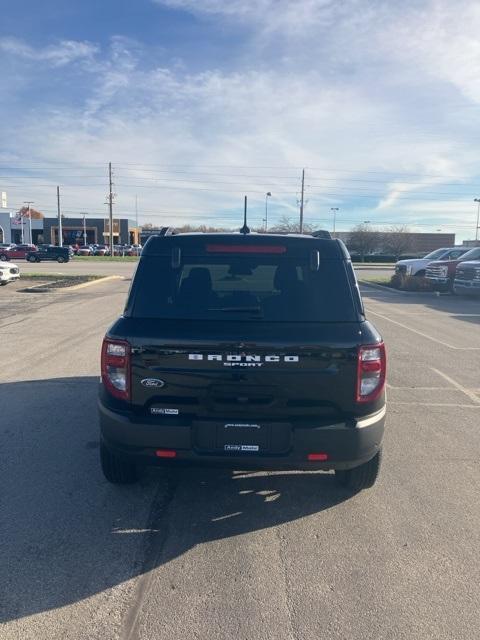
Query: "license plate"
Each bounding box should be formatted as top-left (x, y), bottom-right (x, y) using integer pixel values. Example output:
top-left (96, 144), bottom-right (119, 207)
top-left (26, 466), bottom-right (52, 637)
top-left (217, 423), bottom-right (268, 452)
top-left (193, 421), bottom-right (291, 454)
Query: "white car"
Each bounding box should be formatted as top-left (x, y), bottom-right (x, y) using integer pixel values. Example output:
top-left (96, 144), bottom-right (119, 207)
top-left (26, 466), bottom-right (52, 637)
top-left (395, 247), bottom-right (470, 277)
top-left (0, 262), bottom-right (20, 286)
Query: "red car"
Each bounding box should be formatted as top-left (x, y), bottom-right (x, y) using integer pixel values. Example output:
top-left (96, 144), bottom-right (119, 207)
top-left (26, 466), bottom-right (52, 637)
top-left (425, 246), bottom-right (480, 292)
top-left (0, 244), bottom-right (37, 261)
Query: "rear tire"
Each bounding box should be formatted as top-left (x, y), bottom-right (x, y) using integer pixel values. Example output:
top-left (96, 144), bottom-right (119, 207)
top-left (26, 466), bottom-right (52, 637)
top-left (57, 256), bottom-right (65, 263)
top-left (0, 281), bottom-right (8, 286)
top-left (100, 442), bottom-right (139, 484)
top-left (0, 255), bottom-right (7, 261)
top-left (335, 450), bottom-right (382, 492)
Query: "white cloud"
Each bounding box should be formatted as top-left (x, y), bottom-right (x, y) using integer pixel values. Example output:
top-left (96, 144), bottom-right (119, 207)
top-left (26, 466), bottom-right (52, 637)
top-left (0, 37), bottom-right (99, 67)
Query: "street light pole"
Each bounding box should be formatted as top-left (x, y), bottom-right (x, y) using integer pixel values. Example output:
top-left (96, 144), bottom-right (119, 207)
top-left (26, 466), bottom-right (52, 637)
top-left (331, 207), bottom-right (339, 237)
top-left (83, 214), bottom-right (87, 246)
top-left (264, 192), bottom-right (271, 232)
top-left (23, 201), bottom-right (34, 244)
top-left (474, 199), bottom-right (480, 242)
top-left (57, 187), bottom-right (63, 247)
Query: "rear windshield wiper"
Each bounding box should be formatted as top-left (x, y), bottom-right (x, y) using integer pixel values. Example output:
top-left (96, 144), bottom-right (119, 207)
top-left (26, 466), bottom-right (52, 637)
top-left (208, 306), bottom-right (263, 314)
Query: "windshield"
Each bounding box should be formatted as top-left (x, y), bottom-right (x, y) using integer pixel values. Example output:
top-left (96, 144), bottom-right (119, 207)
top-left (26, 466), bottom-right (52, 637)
top-left (460, 247), bottom-right (480, 261)
top-left (131, 255), bottom-right (357, 322)
top-left (424, 249), bottom-right (448, 260)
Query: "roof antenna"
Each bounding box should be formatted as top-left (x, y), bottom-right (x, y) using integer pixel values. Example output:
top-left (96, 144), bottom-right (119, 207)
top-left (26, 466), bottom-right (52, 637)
top-left (240, 195), bottom-right (250, 234)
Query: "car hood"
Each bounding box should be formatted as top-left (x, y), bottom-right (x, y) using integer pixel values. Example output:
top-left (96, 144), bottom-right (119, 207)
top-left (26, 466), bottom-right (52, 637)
top-left (396, 258), bottom-right (428, 266)
top-left (457, 260), bottom-right (480, 267)
top-left (427, 260), bottom-right (452, 267)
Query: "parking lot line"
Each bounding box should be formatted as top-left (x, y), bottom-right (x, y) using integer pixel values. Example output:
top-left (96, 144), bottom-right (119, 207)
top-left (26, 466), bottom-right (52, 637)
top-left (391, 402), bottom-right (480, 408)
top-left (387, 384), bottom-right (452, 390)
top-left (367, 308), bottom-right (480, 351)
top-left (430, 367), bottom-right (480, 405)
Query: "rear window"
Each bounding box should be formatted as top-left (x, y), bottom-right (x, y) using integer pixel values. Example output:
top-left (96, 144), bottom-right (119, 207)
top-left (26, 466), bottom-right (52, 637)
top-left (130, 253), bottom-right (358, 322)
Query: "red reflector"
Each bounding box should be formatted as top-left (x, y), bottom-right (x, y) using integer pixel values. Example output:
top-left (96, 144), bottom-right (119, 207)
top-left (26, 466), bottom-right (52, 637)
top-left (361, 361), bottom-right (381, 372)
top-left (155, 449), bottom-right (177, 458)
top-left (307, 453), bottom-right (329, 461)
top-left (206, 244), bottom-right (287, 254)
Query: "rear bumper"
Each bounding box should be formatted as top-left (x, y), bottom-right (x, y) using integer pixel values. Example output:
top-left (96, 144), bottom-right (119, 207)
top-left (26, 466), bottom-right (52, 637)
top-left (98, 401), bottom-right (386, 471)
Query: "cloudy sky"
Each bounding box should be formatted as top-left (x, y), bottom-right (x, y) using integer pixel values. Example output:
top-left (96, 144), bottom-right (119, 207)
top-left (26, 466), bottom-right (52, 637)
top-left (1, 0), bottom-right (480, 238)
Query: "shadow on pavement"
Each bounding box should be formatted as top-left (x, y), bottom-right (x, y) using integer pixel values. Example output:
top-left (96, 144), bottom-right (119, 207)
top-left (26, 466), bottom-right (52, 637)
top-left (0, 376), bottom-right (350, 623)
top-left (361, 284), bottom-right (480, 326)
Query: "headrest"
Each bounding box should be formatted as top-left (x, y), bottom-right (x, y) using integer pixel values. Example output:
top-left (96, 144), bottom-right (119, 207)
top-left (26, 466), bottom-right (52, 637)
top-left (274, 264), bottom-right (299, 291)
top-left (186, 267), bottom-right (212, 289)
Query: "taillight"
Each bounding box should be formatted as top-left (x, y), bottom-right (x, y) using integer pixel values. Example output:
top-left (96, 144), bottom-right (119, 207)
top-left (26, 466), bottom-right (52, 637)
top-left (101, 338), bottom-right (131, 400)
top-left (356, 342), bottom-right (386, 403)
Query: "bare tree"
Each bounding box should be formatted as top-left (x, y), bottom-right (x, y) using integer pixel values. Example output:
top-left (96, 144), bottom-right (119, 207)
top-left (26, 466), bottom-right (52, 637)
top-left (381, 225), bottom-right (415, 259)
top-left (347, 224), bottom-right (382, 261)
top-left (269, 215), bottom-right (314, 234)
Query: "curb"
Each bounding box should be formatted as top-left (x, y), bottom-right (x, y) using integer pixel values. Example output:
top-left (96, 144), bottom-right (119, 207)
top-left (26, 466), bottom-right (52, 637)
top-left (62, 275), bottom-right (124, 291)
top-left (358, 280), bottom-right (441, 297)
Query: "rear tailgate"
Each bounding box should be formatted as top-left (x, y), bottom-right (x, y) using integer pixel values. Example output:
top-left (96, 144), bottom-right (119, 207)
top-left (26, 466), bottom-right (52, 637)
top-left (122, 319), bottom-right (368, 424)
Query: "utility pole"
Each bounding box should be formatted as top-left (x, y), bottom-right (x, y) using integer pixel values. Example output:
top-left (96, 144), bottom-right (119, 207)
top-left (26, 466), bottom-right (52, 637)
top-left (23, 201), bottom-right (34, 244)
top-left (264, 192), bottom-right (271, 232)
top-left (299, 169), bottom-right (305, 233)
top-left (83, 214), bottom-right (87, 246)
top-left (108, 162), bottom-right (114, 256)
top-left (57, 187), bottom-right (63, 246)
top-left (474, 198), bottom-right (480, 242)
top-left (331, 207), bottom-right (339, 237)
top-left (135, 194), bottom-right (139, 244)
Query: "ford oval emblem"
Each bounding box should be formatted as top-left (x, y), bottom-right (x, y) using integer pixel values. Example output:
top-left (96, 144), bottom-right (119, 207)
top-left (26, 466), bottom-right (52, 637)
top-left (141, 378), bottom-right (165, 388)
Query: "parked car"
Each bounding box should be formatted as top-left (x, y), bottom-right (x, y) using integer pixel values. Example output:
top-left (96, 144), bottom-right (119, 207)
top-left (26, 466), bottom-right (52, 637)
top-left (26, 246), bottom-right (70, 263)
top-left (109, 244), bottom-right (132, 256)
top-left (395, 247), bottom-right (471, 277)
top-left (76, 245), bottom-right (95, 256)
top-left (93, 244), bottom-right (109, 256)
top-left (99, 230), bottom-right (386, 490)
top-left (453, 260), bottom-right (480, 295)
top-left (0, 262), bottom-right (20, 286)
top-left (0, 243), bottom-right (16, 251)
top-left (0, 244), bottom-right (37, 261)
top-left (425, 246), bottom-right (480, 292)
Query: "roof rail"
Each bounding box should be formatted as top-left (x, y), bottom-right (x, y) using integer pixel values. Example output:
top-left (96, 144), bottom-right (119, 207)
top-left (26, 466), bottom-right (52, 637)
top-left (158, 227), bottom-right (178, 236)
top-left (311, 229), bottom-right (332, 239)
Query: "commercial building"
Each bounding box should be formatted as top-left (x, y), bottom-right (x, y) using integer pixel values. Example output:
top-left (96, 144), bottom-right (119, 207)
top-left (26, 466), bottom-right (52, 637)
top-left (0, 211), bottom-right (11, 243)
top-left (42, 217), bottom-right (138, 245)
top-left (0, 211), bottom-right (139, 246)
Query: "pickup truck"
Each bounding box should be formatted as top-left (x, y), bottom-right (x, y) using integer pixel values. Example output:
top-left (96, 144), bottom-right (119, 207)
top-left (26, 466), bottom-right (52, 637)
top-left (454, 260), bottom-right (480, 295)
top-left (425, 246), bottom-right (480, 292)
top-left (395, 247), bottom-right (470, 277)
top-left (98, 230), bottom-right (387, 493)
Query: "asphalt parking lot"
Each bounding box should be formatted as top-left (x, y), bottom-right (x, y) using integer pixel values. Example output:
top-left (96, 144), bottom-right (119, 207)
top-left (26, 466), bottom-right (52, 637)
top-left (1, 280), bottom-right (479, 640)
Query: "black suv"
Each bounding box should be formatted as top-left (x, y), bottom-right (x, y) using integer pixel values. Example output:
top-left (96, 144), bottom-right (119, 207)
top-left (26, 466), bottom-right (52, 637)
top-left (99, 231), bottom-right (386, 491)
top-left (27, 246), bottom-right (70, 263)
